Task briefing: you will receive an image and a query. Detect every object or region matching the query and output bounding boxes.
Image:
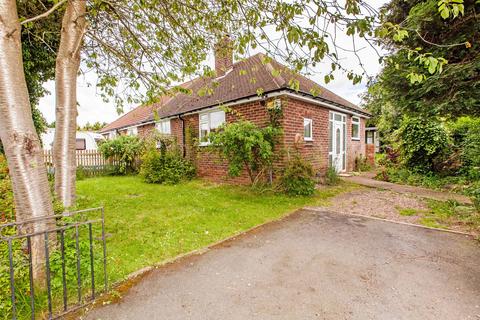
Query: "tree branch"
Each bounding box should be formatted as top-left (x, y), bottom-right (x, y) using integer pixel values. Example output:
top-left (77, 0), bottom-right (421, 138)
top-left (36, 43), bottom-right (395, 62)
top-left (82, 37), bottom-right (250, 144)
top-left (20, 0), bottom-right (67, 25)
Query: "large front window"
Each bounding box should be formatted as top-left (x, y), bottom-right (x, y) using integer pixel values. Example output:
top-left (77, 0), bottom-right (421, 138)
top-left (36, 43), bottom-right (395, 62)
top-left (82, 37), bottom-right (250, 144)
top-left (156, 119), bottom-right (171, 134)
top-left (199, 110), bottom-right (225, 145)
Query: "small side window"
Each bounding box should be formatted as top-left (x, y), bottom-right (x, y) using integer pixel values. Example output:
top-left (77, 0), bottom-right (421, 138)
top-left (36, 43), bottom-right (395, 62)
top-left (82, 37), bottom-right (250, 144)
top-left (304, 118), bottom-right (313, 141)
top-left (351, 117), bottom-right (360, 140)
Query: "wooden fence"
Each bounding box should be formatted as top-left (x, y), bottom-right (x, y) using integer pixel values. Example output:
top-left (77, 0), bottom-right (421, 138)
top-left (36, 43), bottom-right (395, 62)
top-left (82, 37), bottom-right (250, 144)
top-left (43, 150), bottom-right (117, 176)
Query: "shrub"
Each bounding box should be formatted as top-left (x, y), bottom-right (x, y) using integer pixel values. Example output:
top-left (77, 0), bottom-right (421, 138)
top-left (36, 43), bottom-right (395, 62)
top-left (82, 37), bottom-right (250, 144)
top-left (280, 154), bottom-right (316, 196)
top-left (354, 155), bottom-right (371, 172)
top-left (460, 124), bottom-right (480, 179)
top-left (447, 117), bottom-right (480, 178)
top-left (395, 117), bottom-right (450, 172)
top-left (209, 121), bottom-right (281, 184)
top-left (448, 117), bottom-right (480, 144)
top-left (98, 135), bottom-right (144, 174)
top-left (325, 166), bottom-right (340, 186)
top-left (140, 148), bottom-right (195, 184)
top-left (467, 185), bottom-right (480, 213)
top-left (76, 165), bottom-right (86, 180)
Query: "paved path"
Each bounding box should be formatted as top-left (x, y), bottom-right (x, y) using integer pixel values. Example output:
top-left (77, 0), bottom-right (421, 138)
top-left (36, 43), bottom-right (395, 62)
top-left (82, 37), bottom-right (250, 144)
top-left (84, 210), bottom-right (480, 320)
top-left (343, 174), bottom-right (472, 204)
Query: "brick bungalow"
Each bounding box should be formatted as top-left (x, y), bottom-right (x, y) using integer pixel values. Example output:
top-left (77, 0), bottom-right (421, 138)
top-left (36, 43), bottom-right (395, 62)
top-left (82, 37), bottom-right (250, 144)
top-left (101, 48), bottom-right (372, 182)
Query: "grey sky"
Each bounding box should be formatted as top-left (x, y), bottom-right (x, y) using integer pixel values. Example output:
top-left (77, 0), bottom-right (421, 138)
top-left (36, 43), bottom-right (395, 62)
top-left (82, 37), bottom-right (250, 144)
top-left (38, 0), bottom-right (387, 126)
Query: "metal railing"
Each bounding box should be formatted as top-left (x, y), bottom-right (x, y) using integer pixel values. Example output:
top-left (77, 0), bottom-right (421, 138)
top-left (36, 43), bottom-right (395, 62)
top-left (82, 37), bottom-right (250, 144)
top-left (0, 207), bottom-right (107, 320)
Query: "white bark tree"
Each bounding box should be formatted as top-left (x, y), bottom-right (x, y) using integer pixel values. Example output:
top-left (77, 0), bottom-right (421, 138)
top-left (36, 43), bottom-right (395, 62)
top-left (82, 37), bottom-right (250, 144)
top-left (54, 0), bottom-right (86, 207)
top-left (0, 0), bottom-right (55, 280)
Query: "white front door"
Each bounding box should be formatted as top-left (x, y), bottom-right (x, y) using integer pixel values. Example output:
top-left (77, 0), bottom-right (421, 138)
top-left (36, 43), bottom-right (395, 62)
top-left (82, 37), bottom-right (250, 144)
top-left (332, 122), bottom-right (344, 172)
top-left (329, 112), bottom-right (346, 172)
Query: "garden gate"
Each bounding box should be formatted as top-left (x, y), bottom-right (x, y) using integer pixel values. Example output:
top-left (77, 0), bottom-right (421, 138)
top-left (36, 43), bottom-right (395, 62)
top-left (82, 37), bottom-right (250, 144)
top-left (0, 207), bottom-right (108, 319)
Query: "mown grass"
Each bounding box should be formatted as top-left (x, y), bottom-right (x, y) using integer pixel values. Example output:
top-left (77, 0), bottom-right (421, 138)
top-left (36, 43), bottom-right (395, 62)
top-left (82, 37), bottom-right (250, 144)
top-left (76, 176), bottom-right (357, 285)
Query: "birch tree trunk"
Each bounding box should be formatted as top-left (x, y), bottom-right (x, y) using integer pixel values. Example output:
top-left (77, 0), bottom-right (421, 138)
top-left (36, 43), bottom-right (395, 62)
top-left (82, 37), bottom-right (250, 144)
top-left (54, 0), bottom-right (86, 207)
top-left (0, 0), bottom-right (54, 281)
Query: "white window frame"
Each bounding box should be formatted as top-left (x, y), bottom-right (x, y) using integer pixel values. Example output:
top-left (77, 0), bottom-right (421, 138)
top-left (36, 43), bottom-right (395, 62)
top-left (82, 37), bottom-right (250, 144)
top-left (303, 118), bottom-right (313, 141)
top-left (199, 109), bottom-right (226, 146)
top-left (351, 116), bottom-right (360, 141)
top-left (155, 119), bottom-right (171, 135)
top-left (126, 126), bottom-right (138, 136)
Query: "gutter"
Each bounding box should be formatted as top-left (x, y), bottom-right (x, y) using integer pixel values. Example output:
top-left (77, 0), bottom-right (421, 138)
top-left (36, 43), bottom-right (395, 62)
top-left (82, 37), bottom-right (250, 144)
top-left (178, 114), bottom-right (186, 157)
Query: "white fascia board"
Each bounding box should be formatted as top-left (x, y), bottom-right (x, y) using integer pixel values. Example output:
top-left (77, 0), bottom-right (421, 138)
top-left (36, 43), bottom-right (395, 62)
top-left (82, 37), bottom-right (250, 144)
top-left (280, 91), bottom-right (370, 118)
top-left (122, 125), bottom-right (138, 131)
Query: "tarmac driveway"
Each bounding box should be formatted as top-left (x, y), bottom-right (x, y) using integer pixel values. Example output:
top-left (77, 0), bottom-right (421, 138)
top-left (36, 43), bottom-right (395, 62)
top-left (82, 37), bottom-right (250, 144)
top-left (85, 210), bottom-right (480, 320)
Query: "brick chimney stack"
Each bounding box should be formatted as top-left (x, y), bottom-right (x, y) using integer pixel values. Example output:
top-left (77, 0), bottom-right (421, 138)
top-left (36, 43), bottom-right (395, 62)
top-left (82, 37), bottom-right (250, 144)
top-left (214, 36), bottom-right (233, 77)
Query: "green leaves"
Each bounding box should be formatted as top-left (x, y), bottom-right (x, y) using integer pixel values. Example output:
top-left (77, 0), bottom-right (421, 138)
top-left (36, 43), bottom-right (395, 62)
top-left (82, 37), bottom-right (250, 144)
top-left (395, 117), bottom-right (450, 171)
top-left (404, 50), bottom-right (449, 83)
top-left (288, 78), bottom-right (300, 91)
top-left (378, 22), bottom-right (409, 43)
top-left (286, 26), bottom-right (302, 44)
top-left (406, 72), bottom-right (426, 84)
top-left (324, 74), bottom-right (336, 84)
top-left (438, 0), bottom-right (464, 19)
top-left (393, 29), bottom-right (409, 42)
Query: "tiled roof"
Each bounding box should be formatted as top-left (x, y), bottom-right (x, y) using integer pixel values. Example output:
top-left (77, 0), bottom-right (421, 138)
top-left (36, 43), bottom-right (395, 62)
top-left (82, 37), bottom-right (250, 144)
top-left (100, 96), bottom-right (171, 133)
top-left (102, 53), bottom-right (369, 132)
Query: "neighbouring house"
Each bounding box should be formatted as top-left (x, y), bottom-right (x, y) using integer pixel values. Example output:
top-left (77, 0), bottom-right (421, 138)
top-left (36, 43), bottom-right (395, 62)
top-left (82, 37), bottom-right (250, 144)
top-left (101, 42), bottom-right (373, 182)
top-left (365, 127), bottom-right (380, 153)
top-left (41, 128), bottom-right (105, 151)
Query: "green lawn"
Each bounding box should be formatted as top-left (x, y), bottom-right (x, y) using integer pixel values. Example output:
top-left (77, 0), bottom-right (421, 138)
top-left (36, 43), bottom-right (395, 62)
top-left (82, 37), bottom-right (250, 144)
top-left (76, 176), bottom-right (355, 284)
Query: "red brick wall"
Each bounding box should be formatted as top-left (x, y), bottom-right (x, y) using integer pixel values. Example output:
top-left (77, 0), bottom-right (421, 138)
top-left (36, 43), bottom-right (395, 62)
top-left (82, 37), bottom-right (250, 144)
top-left (281, 97), bottom-right (329, 174)
top-left (171, 118), bottom-right (183, 148)
top-left (281, 97), bottom-right (367, 174)
top-left (137, 123), bottom-right (155, 138)
top-left (366, 144), bottom-right (375, 166)
top-left (346, 116), bottom-right (366, 171)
